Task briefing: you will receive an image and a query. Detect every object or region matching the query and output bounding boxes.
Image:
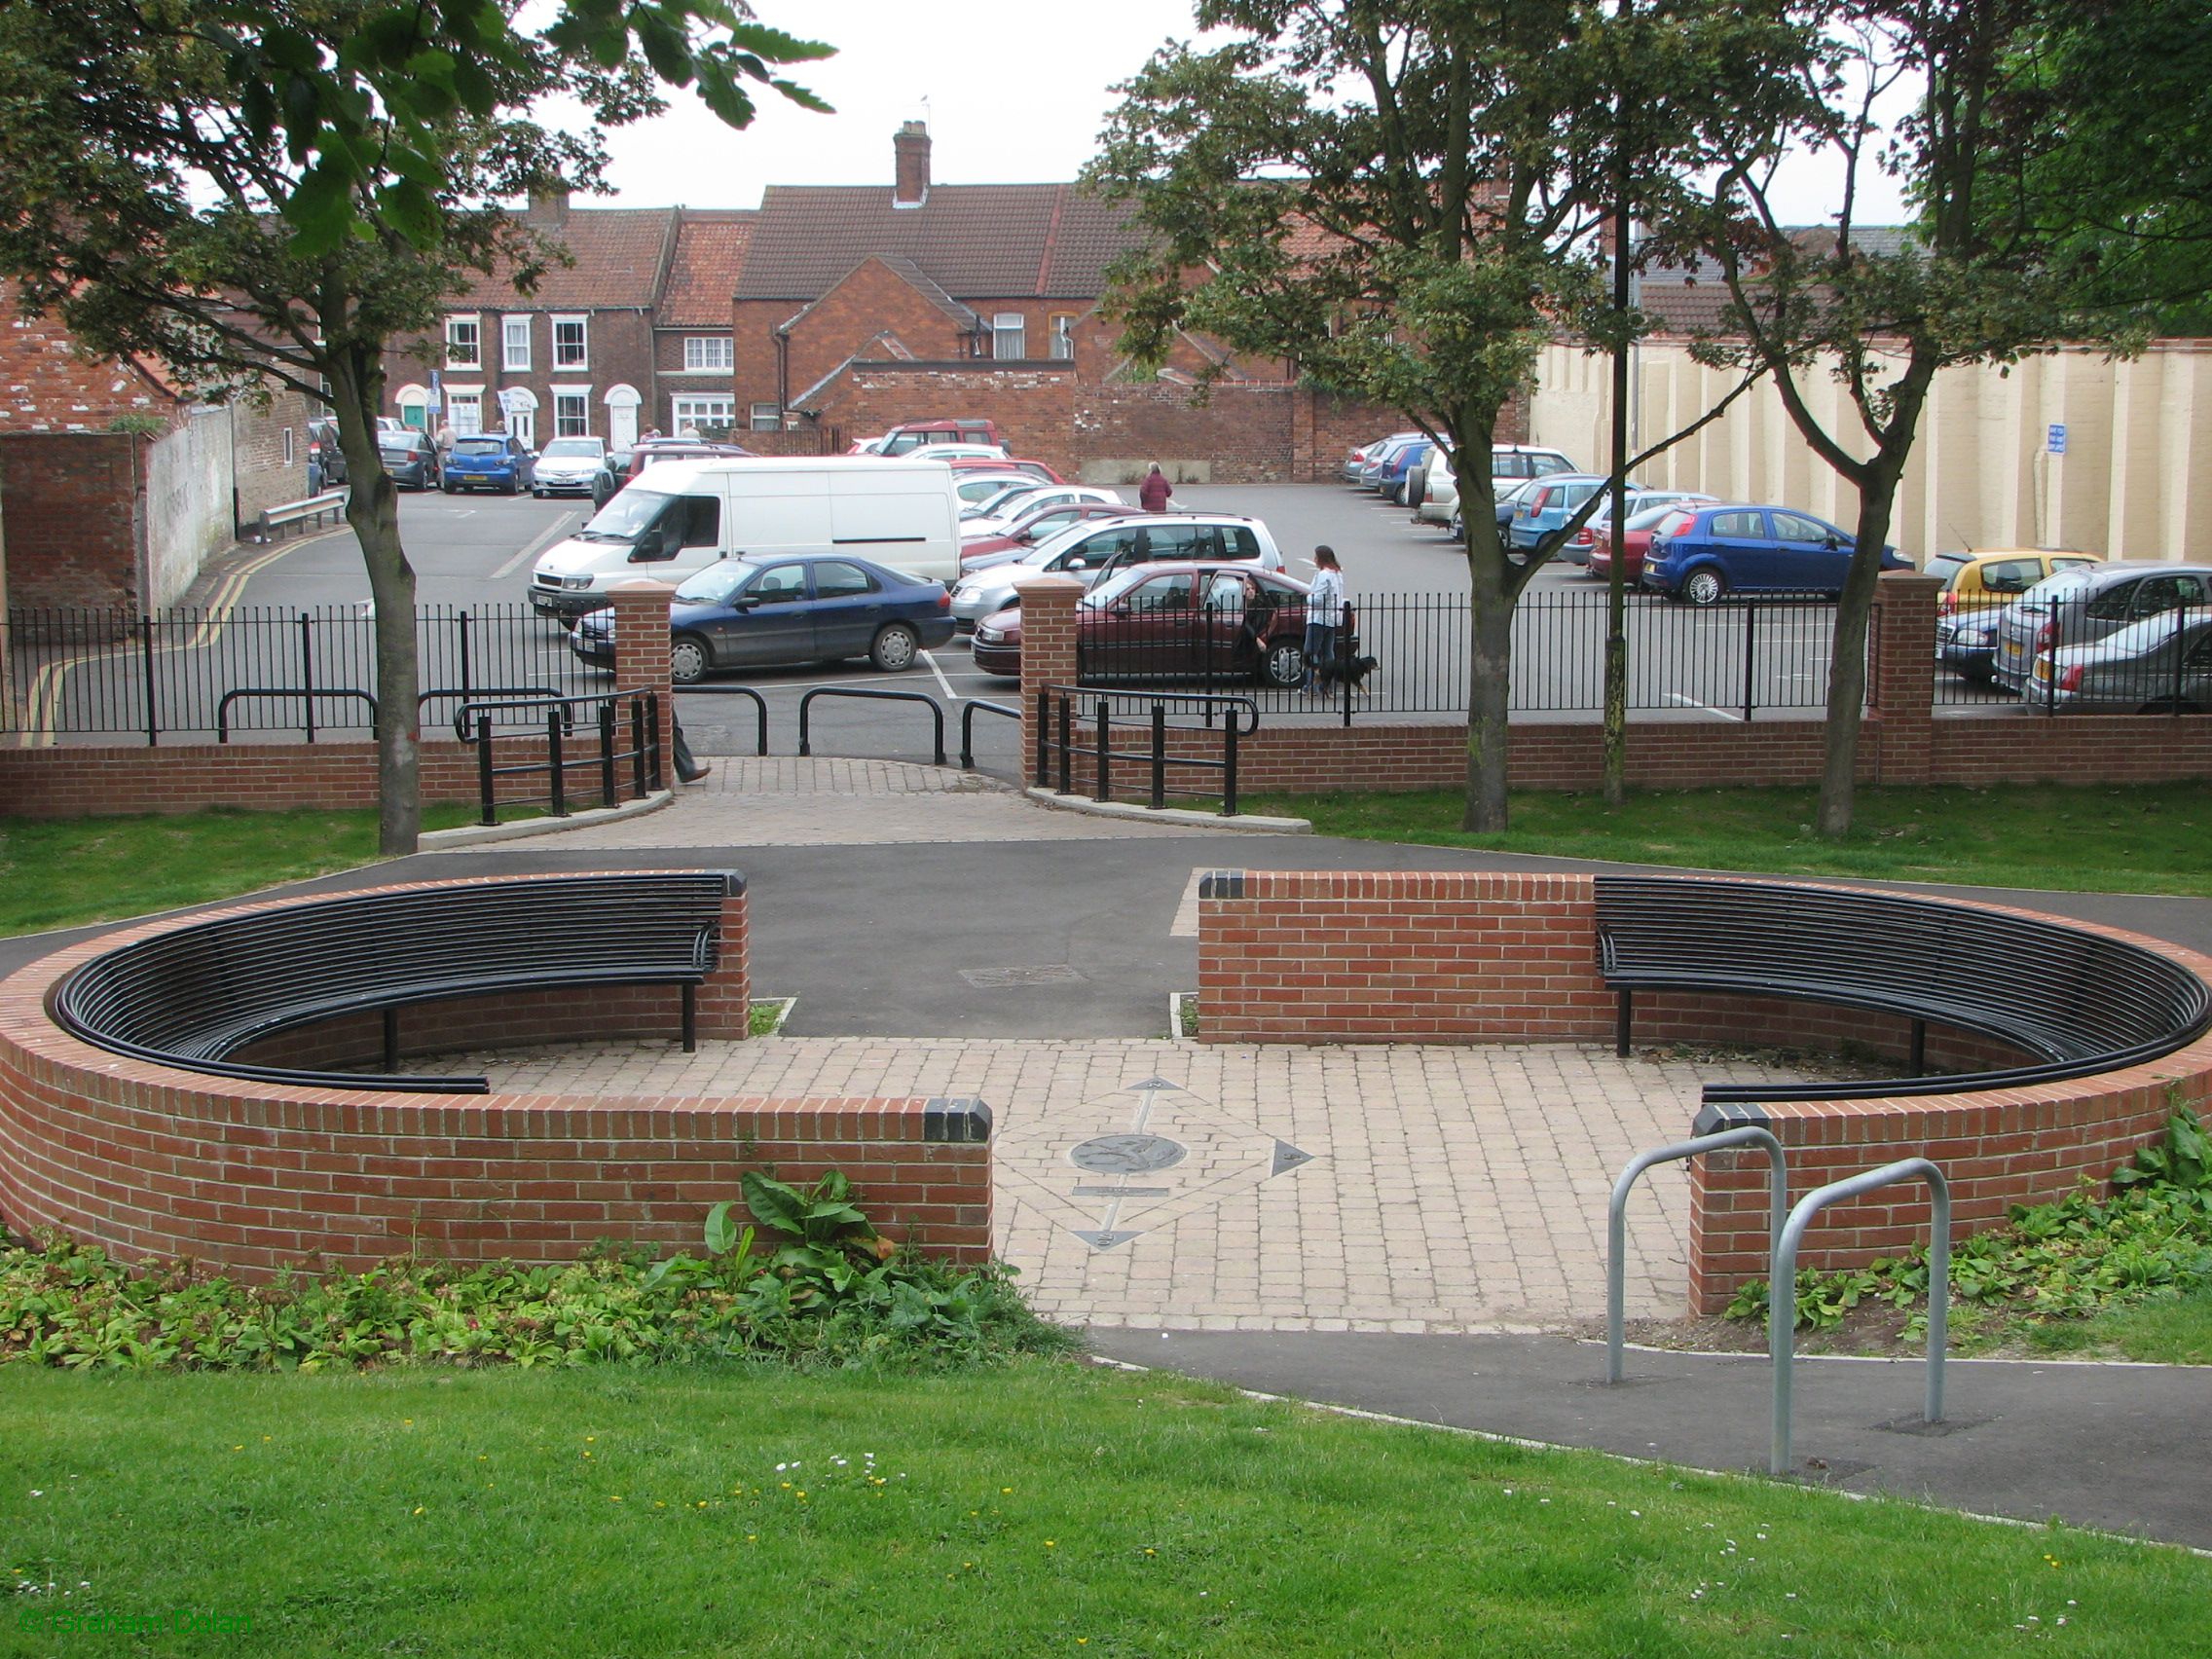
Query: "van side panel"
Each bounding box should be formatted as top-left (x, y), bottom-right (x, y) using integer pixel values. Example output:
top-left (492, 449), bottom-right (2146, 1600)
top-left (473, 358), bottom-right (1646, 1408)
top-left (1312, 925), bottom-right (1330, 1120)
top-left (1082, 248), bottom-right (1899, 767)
top-left (725, 470), bottom-right (830, 557)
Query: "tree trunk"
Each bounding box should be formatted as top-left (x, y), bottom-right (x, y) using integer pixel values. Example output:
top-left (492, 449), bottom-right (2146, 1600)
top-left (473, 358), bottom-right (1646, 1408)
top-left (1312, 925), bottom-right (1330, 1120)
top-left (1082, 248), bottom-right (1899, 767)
top-left (324, 356), bottom-right (421, 856)
top-left (1459, 459), bottom-right (1514, 831)
top-left (1815, 466), bottom-right (1903, 839)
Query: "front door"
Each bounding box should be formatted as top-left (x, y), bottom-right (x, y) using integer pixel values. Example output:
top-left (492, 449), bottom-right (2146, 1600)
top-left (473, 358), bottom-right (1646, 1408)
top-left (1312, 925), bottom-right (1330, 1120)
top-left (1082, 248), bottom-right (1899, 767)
top-left (508, 406), bottom-right (535, 450)
top-left (609, 399), bottom-right (638, 450)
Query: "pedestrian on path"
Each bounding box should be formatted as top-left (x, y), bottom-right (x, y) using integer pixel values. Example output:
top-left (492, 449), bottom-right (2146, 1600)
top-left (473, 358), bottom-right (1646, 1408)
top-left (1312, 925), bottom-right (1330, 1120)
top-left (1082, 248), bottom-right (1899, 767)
top-left (1302, 545), bottom-right (1344, 693)
top-left (1138, 461), bottom-right (1173, 513)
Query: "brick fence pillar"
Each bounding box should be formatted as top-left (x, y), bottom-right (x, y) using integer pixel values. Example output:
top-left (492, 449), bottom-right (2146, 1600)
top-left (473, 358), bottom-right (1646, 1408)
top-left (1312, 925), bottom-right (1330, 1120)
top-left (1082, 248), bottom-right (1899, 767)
top-left (693, 882), bottom-right (751, 1039)
top-left (1867, 571), bottom-right (1939, 784)
top-left (608, 579), bottom-right (678, 784)
top-left (1013, 572), bottom-right (1084, 790)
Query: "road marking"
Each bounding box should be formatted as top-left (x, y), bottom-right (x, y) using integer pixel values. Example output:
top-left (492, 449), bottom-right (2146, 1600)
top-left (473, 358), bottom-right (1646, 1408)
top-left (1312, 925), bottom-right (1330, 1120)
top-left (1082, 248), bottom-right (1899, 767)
top-left (491, 509), bottom-right (579, 581)
top-left (1170, 868), bottom-right (1206, 938)
top-left (921, 649), bottom-right (958, 701)
top-left (1663, 692), bottom-right (1743, 721)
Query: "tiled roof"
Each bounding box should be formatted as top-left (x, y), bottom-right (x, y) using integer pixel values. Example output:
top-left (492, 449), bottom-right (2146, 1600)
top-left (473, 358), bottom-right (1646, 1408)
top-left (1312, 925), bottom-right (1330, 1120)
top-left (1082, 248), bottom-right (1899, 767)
top-left (451, 207), bottom-right (677, 311)
top-left (657, 210), bottom-right (756, 327)
top-left (736, 184), bottom-right (1141, 301)
top-left (778, 255), bottom-right (978, 335)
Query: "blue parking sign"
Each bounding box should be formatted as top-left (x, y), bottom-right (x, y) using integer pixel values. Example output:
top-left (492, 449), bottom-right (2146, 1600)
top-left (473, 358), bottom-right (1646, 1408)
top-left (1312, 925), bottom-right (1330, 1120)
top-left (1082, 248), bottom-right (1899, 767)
top-left (2047, 424), bottom-right (2067, 454)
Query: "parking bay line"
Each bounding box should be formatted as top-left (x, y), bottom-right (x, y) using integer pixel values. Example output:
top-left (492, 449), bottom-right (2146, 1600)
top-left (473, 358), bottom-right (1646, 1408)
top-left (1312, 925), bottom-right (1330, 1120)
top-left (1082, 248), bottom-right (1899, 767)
top-left (920, 649), bottom-right (958, 701)
top-left (1663, 692), bottom-right (1743, 721)
top-left (491, 509), bottom-right (579, 580)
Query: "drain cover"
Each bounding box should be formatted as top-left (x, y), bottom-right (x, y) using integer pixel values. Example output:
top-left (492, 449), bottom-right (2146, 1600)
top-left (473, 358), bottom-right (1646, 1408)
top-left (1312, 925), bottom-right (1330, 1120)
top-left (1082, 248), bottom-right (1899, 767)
top-left (959, 964), bottom-right (1088, 988)
top-left (1070, 1133), bottom-right (1189, 1174)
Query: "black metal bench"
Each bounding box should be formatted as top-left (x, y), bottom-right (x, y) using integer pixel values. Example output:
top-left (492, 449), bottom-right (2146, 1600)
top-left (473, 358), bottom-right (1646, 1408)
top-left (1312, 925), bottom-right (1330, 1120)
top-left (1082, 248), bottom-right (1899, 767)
top-left (52, 872), bottom-right (741, 1096)
top-left (1593, 875), bottom-right (2212, 1107)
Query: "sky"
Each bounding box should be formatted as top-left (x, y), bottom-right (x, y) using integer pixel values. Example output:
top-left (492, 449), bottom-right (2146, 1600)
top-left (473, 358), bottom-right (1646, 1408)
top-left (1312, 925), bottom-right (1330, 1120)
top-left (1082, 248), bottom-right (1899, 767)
top-left (575, 0), bottom-right (1910, 226)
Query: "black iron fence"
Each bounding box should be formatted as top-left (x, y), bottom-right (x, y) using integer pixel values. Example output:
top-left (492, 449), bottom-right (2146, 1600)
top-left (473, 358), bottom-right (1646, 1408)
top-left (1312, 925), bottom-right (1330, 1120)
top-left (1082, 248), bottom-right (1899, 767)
top-left (1036, 685), bottom-right (1257, 815)
top-left (1934, 598), bottom-right (2212, 713)
top-left (456, 687), bottom-right (664, 826)
top-left (2, 605), bottom-right (598, 743)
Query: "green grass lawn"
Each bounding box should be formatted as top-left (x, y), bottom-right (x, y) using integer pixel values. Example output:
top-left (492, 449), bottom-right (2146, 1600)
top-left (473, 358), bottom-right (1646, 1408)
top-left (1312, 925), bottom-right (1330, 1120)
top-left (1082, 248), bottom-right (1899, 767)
top-left (2015, 1288), bottom-right (2212, 1365)
top-left (2, 1362), bottom-right (2196, 1656)
top-left (1246, 781), bottom-right (2212, 896)
top-left (0, 805), bottom-right (484, 937)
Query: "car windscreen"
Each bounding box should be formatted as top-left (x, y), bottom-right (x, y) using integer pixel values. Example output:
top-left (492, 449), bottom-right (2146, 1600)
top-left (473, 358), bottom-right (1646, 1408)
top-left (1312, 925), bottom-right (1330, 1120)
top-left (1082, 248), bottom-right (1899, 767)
top-left (674, 562), bottom-right (752, 606)
top-left (1082, 568), bottom-right (1155, 608)
top-left (1625, 501), bottom-right (1689, 531)
top-left (452, 437), bottom-right (508, 456)
top-left (541, 438), bottom-right (601, 459)
top-left (578, 489), bottom-right (674, 543)
top-left (1925, 554), bottom-right (1970, 584)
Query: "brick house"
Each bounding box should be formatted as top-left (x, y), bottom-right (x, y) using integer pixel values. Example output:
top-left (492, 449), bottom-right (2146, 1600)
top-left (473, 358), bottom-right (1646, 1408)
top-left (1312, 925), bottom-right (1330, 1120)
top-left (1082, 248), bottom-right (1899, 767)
top-left (383, 196), bottom-right (755, 450)
top-left (0, 285), bottom-right (309, 610)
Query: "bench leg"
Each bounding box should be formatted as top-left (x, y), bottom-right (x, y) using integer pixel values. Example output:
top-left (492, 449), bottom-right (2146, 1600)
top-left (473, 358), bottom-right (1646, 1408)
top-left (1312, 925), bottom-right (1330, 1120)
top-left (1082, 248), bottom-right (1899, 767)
top-left (682, 984), bottom-right (697, 1053)
top-left (382, 1007), bottom-right (400, 1073)
top-left (1910, 1017), bottom-right (1927, 1075)
top-left (1616, 988), bottom-right (1632, 1058)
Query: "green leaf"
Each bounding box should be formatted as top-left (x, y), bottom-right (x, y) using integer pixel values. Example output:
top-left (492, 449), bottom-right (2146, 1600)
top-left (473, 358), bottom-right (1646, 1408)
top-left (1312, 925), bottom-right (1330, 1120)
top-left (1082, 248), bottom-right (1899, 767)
top-left (703, 1200), bottom-right (739, 1256)
top-left (742, 1170), bottom-right (808, 1237)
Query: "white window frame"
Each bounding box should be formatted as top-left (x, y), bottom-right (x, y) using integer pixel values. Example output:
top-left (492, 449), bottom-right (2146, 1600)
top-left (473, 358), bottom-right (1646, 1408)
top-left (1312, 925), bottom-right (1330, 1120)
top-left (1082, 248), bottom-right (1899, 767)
top-left (445, 389), bottom-right (484, 435)
top-left (672, 393), bottom-right (736, 433)
top-left (282, 426), bottom-right (295, 466)
top-left (749, 402), bottom-right (782, 431)
top-left (501, 314), bottom-right (532, 371)
top-left (444, 313), bottom-right (481, 369)
top-left (551, 313), bottom-right (589, 371)
top-left (551, 387), bottom-right (592, 439)
top-left (1050, 313), bottom-right (1076, 361)
top-left (683, 336), bottom-right (735, 372)
top-left (992, 313), bottom-right (1026, 361)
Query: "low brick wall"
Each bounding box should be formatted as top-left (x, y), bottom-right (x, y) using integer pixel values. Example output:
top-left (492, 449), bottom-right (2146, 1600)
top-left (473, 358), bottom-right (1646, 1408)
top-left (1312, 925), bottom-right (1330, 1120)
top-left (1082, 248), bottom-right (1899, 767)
top-left (1197, 868), bottom-right (2212, 1312)
top-left (0, 875), bottom-right (993, 1273)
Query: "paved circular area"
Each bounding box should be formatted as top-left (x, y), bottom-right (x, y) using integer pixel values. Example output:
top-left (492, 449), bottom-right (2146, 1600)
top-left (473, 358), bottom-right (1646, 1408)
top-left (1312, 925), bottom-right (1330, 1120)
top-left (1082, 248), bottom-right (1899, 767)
top-left (411, 1034), bottom-right (1829, 1335)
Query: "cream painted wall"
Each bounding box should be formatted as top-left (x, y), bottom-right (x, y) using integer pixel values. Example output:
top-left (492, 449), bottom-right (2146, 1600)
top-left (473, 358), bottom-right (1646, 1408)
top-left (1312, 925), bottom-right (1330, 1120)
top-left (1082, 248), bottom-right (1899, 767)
top-left (1531, 338), bottom-right (2212, 563)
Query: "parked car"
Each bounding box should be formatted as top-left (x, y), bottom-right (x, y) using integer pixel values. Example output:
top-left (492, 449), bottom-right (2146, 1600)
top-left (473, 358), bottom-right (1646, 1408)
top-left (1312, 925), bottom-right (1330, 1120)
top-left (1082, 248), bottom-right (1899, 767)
top-left (572, 551), bottom-right (955, 682)
top-left (1581, 493), bottom-right (1719, 578)
top-left (1506, 474), bottom-right (1654, 558)
top-left (962, 484), bottom-right (1121, 535)
top-left (531, 435), bottom-right (607, 498)
top-left (1345, 431), bottom-right (1421, 483)
top-left (378, 429), bottom-right (440, 491)
top-left (877, 419), bottom-right (1003, 455)
top-left (971, 562), bottom-right (1313, 687)
top-left (950, 512), bottom-right (1284, 629)
top-left (962, 501), bottom-right (1138, 569)
top-left (1416, 445), bottom-right (1578, 527)
top-left (441, 432), bottom-right (536, 495)
top-left (878, 442), bottom-right (1008, 463)
top-left (948, 455), bottom-right (1064, 484)
top-left (1928, 548), bottom-right (2103, 681)
top-left (1377, 440), bottom-right (1434, 504)
top-left (2027, 609), bottom-right (2212, 712)
top-left (1642, 504), bottom-right (1910, 604)
top-left (1358, 434), bottom-right (1428, 492)
top-left (1991, 561), bottom-right (2212, 692)
top-left (306, 418), bottom-right (349, 488)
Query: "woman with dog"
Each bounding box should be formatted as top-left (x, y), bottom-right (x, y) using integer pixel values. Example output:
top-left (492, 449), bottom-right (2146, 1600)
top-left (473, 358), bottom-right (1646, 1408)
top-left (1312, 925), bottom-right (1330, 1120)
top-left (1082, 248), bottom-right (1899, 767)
top-left (1301, 544), bottom-right (1344, 694)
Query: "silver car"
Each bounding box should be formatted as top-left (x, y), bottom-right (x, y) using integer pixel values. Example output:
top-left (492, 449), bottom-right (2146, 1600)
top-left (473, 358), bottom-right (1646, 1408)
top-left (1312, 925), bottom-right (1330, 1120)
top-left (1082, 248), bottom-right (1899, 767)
top-left (1990, 562), bottom-right (2212, 693)
top-left (949, 513), bottom-right (1284, 629)
top-left (2027, 608), bottom-right (2212, 712)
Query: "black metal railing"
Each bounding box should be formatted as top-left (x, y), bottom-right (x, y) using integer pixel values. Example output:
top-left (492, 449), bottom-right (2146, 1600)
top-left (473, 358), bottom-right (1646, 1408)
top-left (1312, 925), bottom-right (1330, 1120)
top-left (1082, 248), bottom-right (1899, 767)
top-left (1036, 685), bottom-right (1259, 815)
top-left (2, 604), bottom-right (598, 744)
top-left (1935, 598), bottom-right (2212, 714)
top-left (455, 688), bottom-right (664, 826)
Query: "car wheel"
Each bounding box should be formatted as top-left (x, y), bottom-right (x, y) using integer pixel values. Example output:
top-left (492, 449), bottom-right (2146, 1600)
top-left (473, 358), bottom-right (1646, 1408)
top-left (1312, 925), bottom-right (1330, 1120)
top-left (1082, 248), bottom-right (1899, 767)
top-left (532, 487), bottom-right (546, 498)
top-left (1260, 640), bottom-right (1305, 688)
top-left (1682, 568), bottom-right (1726, 607)
top-left (440, 479), bottom-right (457, 494)
top-left (670, 635), bottom-right (711, 685)
top-left (870, 623), bottom-right (920, 672)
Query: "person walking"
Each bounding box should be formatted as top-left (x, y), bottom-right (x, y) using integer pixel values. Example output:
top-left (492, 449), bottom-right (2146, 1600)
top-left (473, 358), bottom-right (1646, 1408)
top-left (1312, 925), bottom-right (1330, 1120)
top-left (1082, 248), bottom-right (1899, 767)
top-left (1138, 461), bottom-right (1173, 513)
top-left (1302, 545), bottom-right (1344, 693)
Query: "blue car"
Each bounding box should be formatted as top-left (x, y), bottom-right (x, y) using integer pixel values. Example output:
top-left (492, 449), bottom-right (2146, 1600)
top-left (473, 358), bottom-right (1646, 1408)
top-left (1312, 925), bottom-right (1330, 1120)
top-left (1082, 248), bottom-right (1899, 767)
top-left (1377, 441), bottom-right (1433, 504)
top-left (1357, 434), bottom-right (1426, 492)
top-left (441, 432), bottom-right (536, 495)
top-left (1507, 473), bottom-right (1650, 558)
top-left (1642, 503), bottom-right (1911, 605)
top-left (571, 552), bottom-right (955, 683)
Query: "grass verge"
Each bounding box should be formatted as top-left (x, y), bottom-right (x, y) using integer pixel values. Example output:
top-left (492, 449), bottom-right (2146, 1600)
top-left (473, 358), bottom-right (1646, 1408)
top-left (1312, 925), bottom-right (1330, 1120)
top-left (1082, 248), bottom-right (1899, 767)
top-left (0, 805), bottom-right (484, 937)
top-left (1242, 780), bottom-right (2212, 896)
top-left (3, 1361), bottom-right (2199, 1655)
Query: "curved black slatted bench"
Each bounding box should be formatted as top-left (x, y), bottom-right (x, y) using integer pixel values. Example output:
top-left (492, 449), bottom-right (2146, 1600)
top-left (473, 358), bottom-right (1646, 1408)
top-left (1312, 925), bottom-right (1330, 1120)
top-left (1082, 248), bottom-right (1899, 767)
top-left (1593, 875), bottom-right (2212, 1106)
top-left (51, 872), bottom-right (741, 1095)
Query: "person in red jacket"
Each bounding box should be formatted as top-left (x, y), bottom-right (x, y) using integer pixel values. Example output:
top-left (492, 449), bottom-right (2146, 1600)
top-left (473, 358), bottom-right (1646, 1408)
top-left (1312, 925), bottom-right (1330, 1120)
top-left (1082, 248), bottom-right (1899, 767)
top-left (1138, 462), bottom-right (1173, 513)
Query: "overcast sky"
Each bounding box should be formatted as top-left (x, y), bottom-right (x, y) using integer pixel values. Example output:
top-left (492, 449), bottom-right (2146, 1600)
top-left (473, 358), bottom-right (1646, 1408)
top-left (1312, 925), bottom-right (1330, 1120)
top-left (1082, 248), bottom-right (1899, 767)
top-left (577, 0), bottom-right (1908, 226)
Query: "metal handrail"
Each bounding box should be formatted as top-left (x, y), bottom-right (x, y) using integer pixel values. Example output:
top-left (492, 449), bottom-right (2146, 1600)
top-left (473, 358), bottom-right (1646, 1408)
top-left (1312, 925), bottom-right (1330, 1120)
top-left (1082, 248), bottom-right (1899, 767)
top-left (463, 688), bottom-right (662, 824)
top-left (1035, 685), bottom-right (1254, 815)
top-left (960, 699), bottom-right (1019, 770)
top-left (1771, 1158), bottom-right (1950, 1476)
top-left (419, 683), bottom-right (563, 719)
top-left (449, 685), bottom-right (659, 743)
top-left (1606, 1126), bottom-right (1785, 1384)
top-left (1047, 682), bottom-right (1263, 735)
top-left (216, 687), bottom-right (378, 743)
top-left (797, 685), bottom-right (946, 766)
top-left (675, 684), bottom-right (771, 756)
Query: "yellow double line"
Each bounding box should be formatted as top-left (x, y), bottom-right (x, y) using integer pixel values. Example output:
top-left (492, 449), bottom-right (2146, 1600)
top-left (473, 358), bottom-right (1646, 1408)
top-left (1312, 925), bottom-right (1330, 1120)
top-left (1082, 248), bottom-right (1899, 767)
top-left (13, 527), bottom-right (348, 748)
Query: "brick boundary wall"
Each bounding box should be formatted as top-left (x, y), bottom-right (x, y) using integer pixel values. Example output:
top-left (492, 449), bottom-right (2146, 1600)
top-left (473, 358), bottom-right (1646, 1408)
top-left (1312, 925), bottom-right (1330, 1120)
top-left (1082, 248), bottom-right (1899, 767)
top-left (1196, 868), bottom-right (2212, 1313)
top-left (0, 874), bottom-right (993, 1273)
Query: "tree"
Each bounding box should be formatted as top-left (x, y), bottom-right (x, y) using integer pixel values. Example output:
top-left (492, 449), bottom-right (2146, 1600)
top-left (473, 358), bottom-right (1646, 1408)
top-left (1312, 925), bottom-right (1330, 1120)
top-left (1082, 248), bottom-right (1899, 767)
top-left (1676, 0), bottom-right (2135, 837)
top-left (1088, 0), bottom-right (1788, 830)
top-left (0, 0), bottom-right (829, 854)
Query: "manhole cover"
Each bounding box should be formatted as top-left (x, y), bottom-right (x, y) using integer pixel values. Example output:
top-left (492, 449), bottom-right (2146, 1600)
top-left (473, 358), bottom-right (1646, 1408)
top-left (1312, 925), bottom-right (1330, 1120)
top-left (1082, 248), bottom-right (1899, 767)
top-left (1070, 1133), bottom-right (1189, 1174)
top-left (959, 964), bottom-right (1088, 988)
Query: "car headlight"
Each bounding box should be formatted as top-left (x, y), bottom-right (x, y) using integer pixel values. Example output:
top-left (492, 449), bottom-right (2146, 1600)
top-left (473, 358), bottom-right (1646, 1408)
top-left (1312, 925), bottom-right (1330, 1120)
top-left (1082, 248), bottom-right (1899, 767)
top-left (563, 575), bottom-right (594, 590)
top-left (976, 625), bottom-right (1002, 644)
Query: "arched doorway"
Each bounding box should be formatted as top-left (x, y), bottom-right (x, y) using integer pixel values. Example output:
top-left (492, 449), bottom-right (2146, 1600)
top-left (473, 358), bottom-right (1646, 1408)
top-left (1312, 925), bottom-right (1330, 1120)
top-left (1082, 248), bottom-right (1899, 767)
top-left (393, 383), bottom-right (430, 431)
top-left (605, 383), bottom-right (642, 450)
top-left (499, 386), bottom-right (539, 450)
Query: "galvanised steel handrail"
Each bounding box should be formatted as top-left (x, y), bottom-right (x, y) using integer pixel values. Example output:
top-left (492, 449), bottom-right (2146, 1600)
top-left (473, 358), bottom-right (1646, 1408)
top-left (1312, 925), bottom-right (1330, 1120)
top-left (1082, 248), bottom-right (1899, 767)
top-left (1606, 1125), bottom-right (1786, 1385)
top-left (1770, 1158), bottom-right (1950, 1477)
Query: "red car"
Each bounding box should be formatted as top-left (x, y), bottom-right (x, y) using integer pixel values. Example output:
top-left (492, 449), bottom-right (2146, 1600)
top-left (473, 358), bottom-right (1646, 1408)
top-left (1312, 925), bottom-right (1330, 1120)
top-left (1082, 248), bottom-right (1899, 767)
top-left (1587, 495), bottom-right (1718, 582)
top-left (948, 454), bottom-right (1064, 485)
top-left (961, 501), bottom-right (1138, 570)
top-left (969, 561), bottom-right (1310, 686)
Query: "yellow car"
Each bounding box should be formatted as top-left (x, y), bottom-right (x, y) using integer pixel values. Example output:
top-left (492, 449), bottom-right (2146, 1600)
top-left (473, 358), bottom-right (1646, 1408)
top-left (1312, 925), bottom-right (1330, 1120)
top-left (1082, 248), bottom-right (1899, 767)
top-left (1930, 547), bottom-right (2102, 682)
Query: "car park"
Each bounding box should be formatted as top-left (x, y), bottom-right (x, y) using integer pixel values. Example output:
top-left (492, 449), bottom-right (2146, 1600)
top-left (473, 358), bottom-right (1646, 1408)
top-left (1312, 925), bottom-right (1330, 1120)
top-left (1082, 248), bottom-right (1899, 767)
top-left (1991, 561), bottom-right (2212, 692)
top-left (960, 501), bottom-right (1139, 570)
top-left (1929, 548), bottom-right (2103, 681)
top-left (2027, 608), bottom-right (2212, 712)
top-left (1642, 504), bottom-right (1911, 604)
top-left (971, 562), bottom-right (1313, 686)
top-left (531, 436), bottom-right (607, 498)
top-left (378, 429), bottom-right (440, 491)
top-left (949, 512), bottom-right (1285, 629)
top-left (1587, 496), bottom-right (1720, 583)
top-left (571, 551), bottom-right (954, 682)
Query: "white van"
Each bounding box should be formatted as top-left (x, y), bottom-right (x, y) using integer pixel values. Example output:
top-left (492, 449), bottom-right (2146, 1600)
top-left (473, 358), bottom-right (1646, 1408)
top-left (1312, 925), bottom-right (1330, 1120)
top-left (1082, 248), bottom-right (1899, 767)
top-left (529, 456), bottom-right (962, 619)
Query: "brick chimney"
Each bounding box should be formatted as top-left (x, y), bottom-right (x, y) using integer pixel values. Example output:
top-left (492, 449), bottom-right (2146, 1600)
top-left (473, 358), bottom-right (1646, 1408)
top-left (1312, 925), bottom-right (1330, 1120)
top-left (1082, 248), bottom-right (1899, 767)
top-left (525, 184), bottom-right (571, 224)
top-left (893, 121), bottom-right (931, 209)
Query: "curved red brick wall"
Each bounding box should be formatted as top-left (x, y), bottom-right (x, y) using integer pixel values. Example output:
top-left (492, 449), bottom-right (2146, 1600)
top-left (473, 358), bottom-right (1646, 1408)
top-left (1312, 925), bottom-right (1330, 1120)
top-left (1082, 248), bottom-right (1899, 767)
top-left (0, 874), bottom-right (991, 1273)
top-left (1197, 868), bottom-right (2212, 1311)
